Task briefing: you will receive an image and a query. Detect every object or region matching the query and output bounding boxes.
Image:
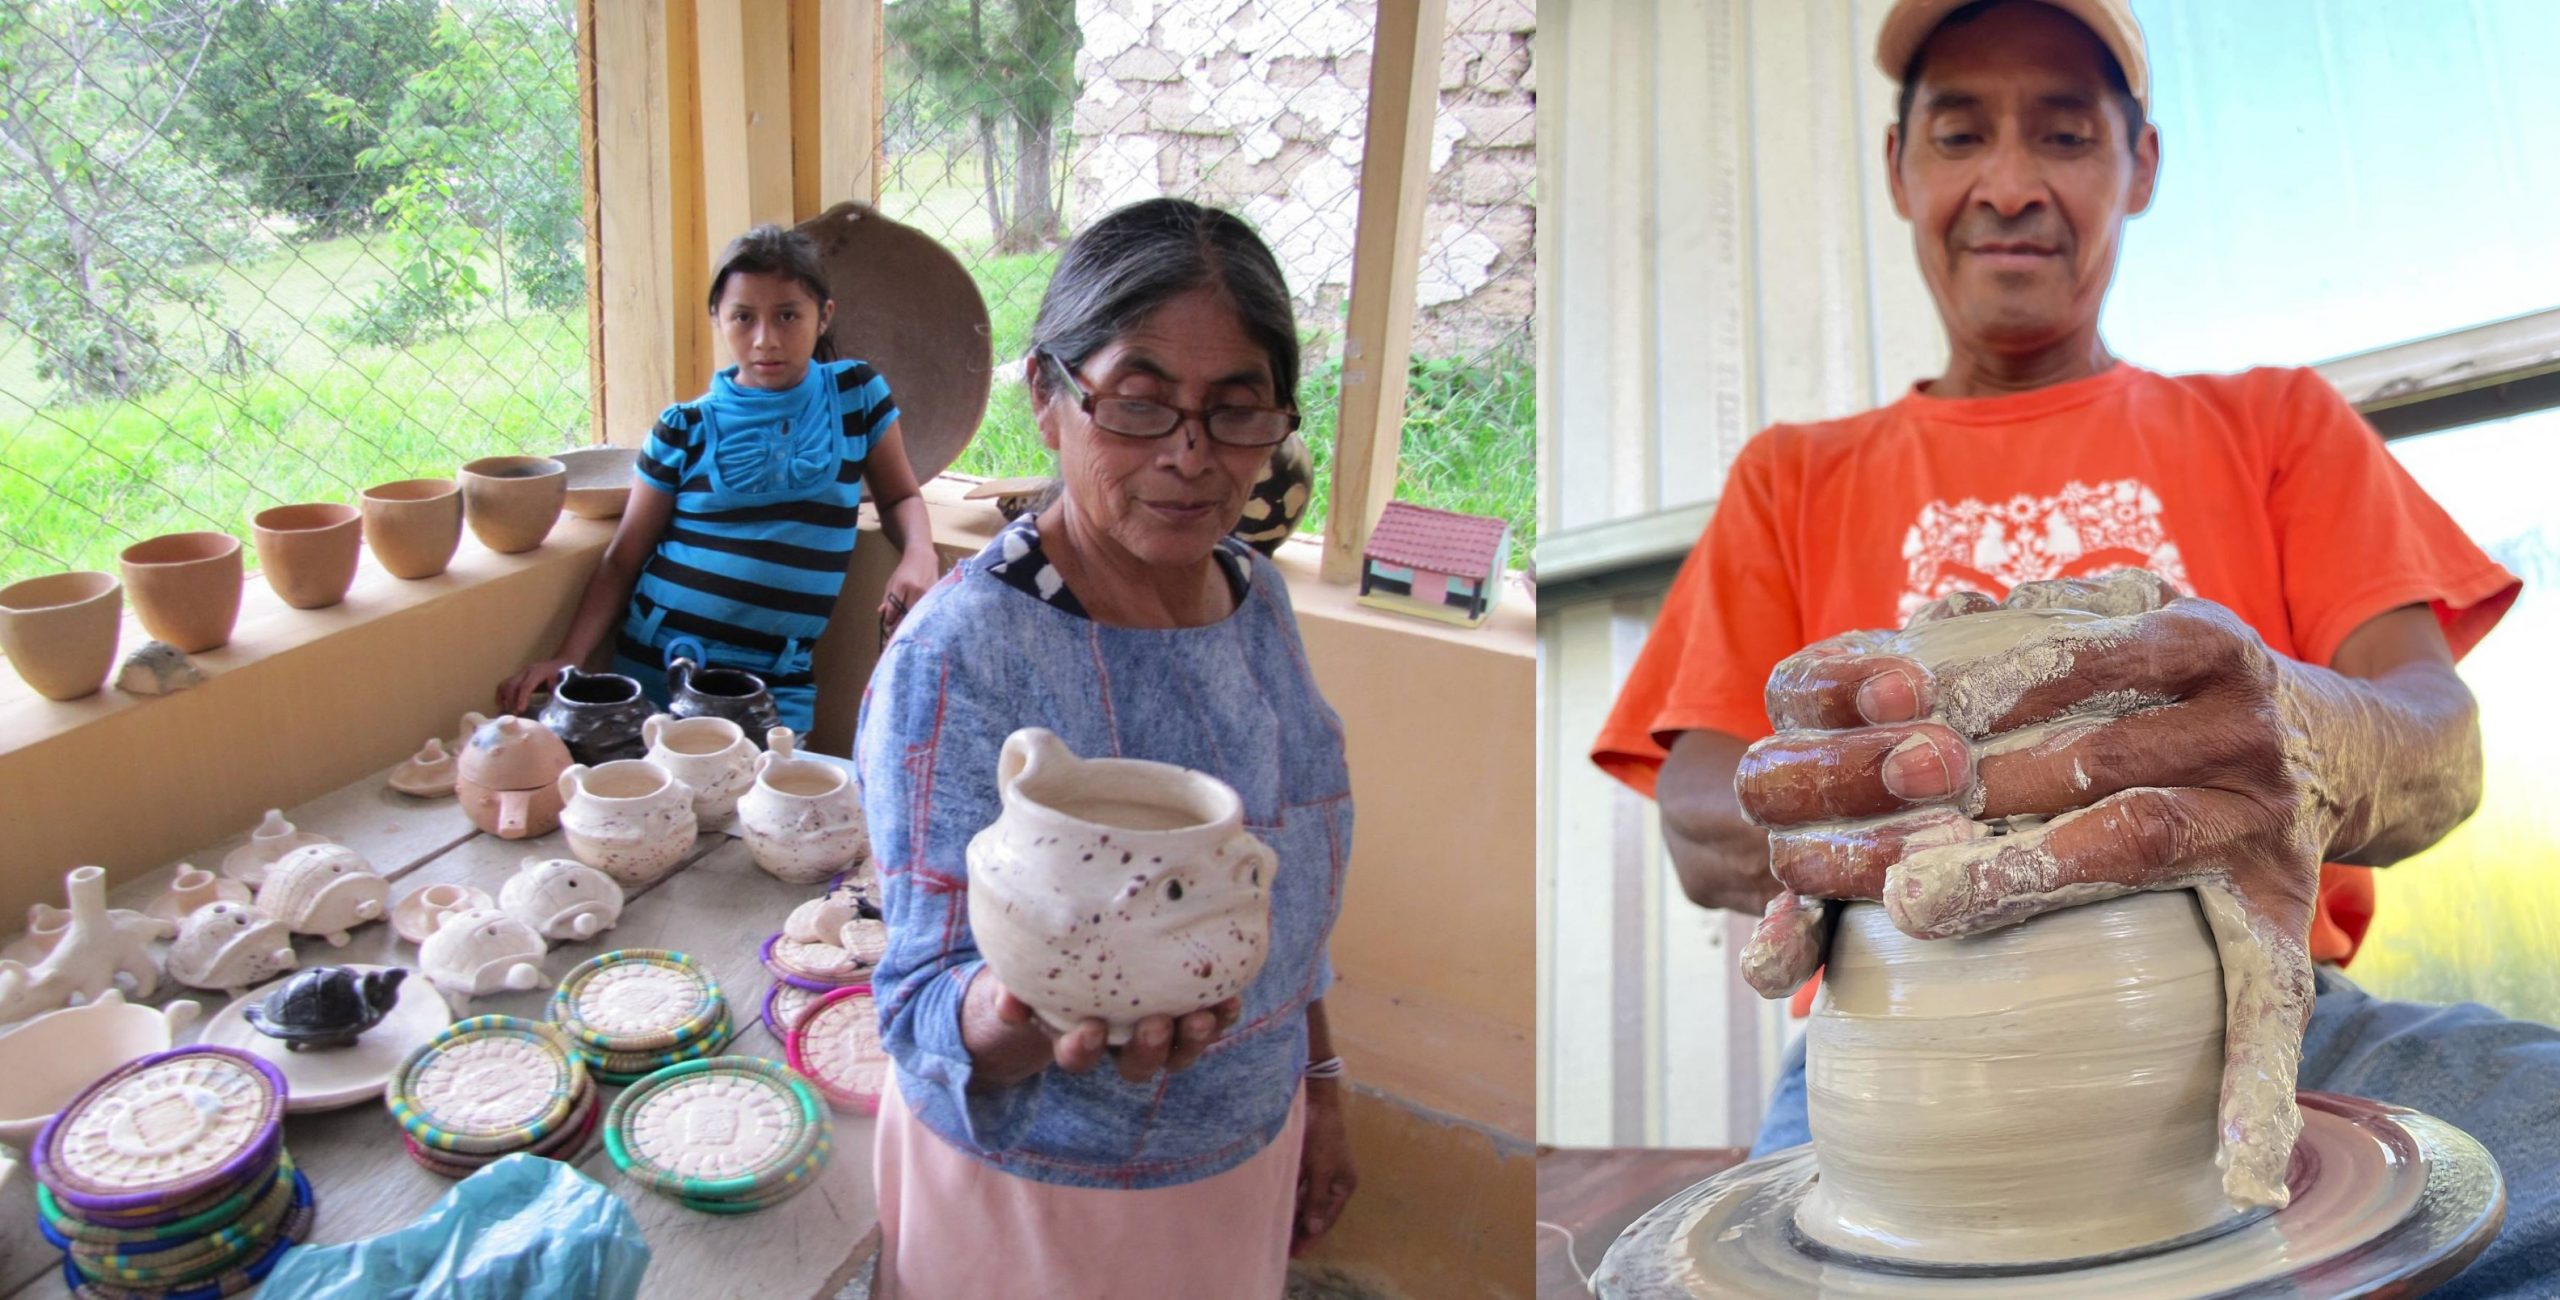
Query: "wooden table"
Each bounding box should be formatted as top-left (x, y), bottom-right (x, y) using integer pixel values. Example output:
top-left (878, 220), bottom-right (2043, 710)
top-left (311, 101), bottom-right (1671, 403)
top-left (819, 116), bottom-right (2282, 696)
top-left (0, 760), bottom-right (880, 1299)
top-left (1536, 1146), bottom-right (1749, 1297)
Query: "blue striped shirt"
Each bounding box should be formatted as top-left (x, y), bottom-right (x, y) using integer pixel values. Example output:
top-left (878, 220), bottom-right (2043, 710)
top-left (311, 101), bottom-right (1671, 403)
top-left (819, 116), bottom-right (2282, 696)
top-left (627, 359), bottom-right (898, 660)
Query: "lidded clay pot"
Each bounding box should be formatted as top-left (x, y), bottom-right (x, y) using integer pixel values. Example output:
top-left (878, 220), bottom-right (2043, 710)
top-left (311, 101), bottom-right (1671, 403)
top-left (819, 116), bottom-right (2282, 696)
top-left (254, 844), bottom-right (389, 948)
top-left (118, 531), bottom-right (244, 654)
top-left (0, 570), bottom-right (122, 701)
top-left (457, 715), bottom-right (576, 839)
top-left (641, 713), bottom-right (757, 830)
top-left (418, 907), bottom-right (549, 1003)
top-left (250, 502), bottom-right (363, 609)
top-left (360, 478), bottom-right (464, 579)
top-left (736, 728), bottom-right (867, 884)
top-left (499, 856), bottom-right (624, 942)
top-left (459, 455), bottom-right (566, 554)
top-left (1797, 892), bottom-right (2235, 1269)
top-left (964, 728), bottom-right (1278, 1045)
top-left (556, 760), bottom-right (698, 889)
top-left (167, 902), bottom-right (299, 997)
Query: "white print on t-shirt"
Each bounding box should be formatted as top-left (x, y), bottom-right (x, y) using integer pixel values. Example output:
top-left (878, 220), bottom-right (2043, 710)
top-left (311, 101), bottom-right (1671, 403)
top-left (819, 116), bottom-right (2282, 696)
top-left (1897, 478), bottom-right (2192, 622)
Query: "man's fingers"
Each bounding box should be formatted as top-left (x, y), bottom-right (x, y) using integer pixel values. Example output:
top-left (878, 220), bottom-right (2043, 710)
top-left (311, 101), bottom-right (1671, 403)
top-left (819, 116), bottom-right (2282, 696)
top-left (1881, 786), bottom-right (2264, 939)
top-left (1052, 1018), bottom-right (1108, 1074)
top-left (2191, 883), bottom-right (2313, 1211)
top-left (1904, 589), bottom-right (2000, 625)
top-left (1737, 723), bottom-right (1973, 826)
top-left (1738, 891), bottom-right (1832, 999)
top-left (1769, 807), bottom-right (1990, 900)
top-left (1115, 1016), bottom-right (1174, 1082)
top-left (1767, 647), bottom-right (1933, 730)
top-left (1162, 1007), bottom-right (1222, 1073)
top-left (2002, 570), bottom-right (2179, 617)
top-left (1937, 601), bottom-right (2243, 737)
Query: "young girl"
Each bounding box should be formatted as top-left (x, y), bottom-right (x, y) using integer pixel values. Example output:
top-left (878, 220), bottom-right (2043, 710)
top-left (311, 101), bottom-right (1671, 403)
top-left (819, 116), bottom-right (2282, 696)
top-left (498, 224), bottom-right (941, 732)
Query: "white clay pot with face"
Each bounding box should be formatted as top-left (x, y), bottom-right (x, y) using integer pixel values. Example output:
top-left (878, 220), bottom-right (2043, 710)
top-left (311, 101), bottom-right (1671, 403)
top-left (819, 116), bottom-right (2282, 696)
top-left (641, 713), bottom-right (757, 831)
top-left (736, 727), bottom-right (869, 885)
top-left (499, 856), bottom-right (625, 942)
top-left (965, 727), bottom-right (1277, 1045)
top-left (556, 760), bottom-right (698, 889)
top-left (253, 844), bottom-right (389, 948)
top-left (167, 902), bottom-right (299, 997)
top-left (418, 907), bottom-right (549, 1003)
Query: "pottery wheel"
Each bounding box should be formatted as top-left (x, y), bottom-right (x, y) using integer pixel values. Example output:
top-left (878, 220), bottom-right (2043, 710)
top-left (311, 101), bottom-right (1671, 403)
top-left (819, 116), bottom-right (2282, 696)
top-left (199, 965), bottom-right (454, 1113)
top-left (1595, 1093), bottom-right (2504, 1298)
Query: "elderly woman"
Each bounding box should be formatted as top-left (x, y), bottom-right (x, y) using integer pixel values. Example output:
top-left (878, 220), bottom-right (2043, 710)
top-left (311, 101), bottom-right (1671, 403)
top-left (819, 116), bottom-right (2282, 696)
top-left (855, 198), bottom-right (1358, 1297)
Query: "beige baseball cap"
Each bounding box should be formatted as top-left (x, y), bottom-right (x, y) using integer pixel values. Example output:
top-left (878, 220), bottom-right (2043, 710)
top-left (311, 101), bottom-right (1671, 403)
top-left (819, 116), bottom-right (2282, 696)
top-left (1875, 0), bottom-right (2150, 110)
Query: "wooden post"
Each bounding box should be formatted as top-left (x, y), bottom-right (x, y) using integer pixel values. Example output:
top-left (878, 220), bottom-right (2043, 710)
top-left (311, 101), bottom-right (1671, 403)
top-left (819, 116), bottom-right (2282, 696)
top-left (591, 0), bottom-right (682, 449)
top-left (1320, 0), bottom-right (1448, 583)
top-left (696, 0), bottom-right (798, 245)
top-left (577, 0), bottom-right (606, 446)
top-left (791, 0), bottom-right (883, 216)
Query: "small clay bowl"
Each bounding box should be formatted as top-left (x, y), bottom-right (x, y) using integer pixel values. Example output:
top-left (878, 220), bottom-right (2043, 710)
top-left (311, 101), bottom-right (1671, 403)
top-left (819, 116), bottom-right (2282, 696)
top-left (458, 456), bottom-right (566, 554)
top-left (250, 503), bottom-right (362, 610)
top-left (554, 446), bottom-right (640, 520)
top-left (0, 571), bottom-right (121, 700)
top-left (118, 532), bottom-right (244, 654)
top-left (360, 478), bottom-right (464, 579)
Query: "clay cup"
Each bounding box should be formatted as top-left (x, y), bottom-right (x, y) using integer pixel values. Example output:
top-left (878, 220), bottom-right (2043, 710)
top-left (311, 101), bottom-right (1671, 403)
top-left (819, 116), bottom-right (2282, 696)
top-left (0, 571), bottom-right (122, 700)
top-left (361, 478), bottom-right (464, 579)
top-left (119, 531), bottom-right (245, 653)
top-left (459, 456), bottom-right (567, 554)
top-left (251, 503), bottom-right (363, 609)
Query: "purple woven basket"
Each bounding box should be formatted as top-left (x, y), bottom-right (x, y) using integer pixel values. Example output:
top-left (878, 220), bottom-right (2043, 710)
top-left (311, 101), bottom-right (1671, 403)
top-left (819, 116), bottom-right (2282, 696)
top-left (759, 932), bottom-right (864, 990)
top-left (34, 1046), bottom-right (288, 1216)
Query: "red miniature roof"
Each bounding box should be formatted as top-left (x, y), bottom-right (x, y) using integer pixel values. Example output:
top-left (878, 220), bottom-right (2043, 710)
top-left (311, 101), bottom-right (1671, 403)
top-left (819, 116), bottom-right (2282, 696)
top-left (1363, 501), bottom-right (1511, 576)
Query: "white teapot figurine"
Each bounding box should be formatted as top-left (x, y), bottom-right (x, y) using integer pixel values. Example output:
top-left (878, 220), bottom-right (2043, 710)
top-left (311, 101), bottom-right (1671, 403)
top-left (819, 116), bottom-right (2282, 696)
top-left (499, 857), bottom-right (624, 942)
top-left (254, 844), bottom-right (389, 947)
top-left (418, 908), bottom-right (548, 1004)
top-left (965, 728), bottom-right (1277, 1044)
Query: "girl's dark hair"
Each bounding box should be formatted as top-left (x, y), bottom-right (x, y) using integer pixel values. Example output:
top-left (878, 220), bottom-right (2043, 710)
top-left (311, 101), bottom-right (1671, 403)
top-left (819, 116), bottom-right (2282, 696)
top-left (1027, 199), bottom-right (1300, 412)
top-left (708, 224), bottom-right (838, 362)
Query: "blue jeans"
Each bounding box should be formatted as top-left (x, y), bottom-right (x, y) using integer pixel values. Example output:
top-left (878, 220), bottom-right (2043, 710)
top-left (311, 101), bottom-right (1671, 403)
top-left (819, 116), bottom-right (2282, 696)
top-left (1752, 967), bottom-right (2560, 1297)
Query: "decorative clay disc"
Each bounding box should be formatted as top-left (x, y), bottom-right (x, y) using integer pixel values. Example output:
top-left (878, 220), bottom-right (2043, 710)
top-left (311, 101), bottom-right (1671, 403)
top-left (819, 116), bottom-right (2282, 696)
top-left (786, 985), bottom-right (886, 1114)
top-left (762, 932), bottom-right (867, 985)
top-left (551, 950), bottom-right (726, 1053)
top-left (34, 1048), bottom-right (286, 1215)
top-left (387, 1016), bottom-right (583, 1155)
top-left (762, 982), bottom-right (822, 1040)
top-left (604, 1056), bottom-right (827, 1199)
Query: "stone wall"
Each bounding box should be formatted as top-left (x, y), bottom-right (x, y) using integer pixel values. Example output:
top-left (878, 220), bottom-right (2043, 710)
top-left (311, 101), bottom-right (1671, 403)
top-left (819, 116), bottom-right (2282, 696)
top-left (1072, 0), bottom-right (1536, 359)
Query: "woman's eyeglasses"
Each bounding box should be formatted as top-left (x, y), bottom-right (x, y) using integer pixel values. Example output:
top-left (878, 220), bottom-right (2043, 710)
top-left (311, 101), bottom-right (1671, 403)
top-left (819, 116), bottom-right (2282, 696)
top-left (1042, 352), bottom-right (1299, 449)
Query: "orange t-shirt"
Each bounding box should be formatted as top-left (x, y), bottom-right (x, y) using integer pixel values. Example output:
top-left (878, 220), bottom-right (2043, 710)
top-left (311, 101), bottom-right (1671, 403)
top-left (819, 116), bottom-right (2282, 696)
top-left (1592, 363), bottom-right (2521, 966)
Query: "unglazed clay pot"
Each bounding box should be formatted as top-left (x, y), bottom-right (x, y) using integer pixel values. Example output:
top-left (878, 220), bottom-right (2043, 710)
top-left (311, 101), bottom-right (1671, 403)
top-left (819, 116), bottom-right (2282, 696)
top-left (459, 455), bottom-right (566, 553)
top-left (737, 728), bottom-right (867, 884)
top-left (499, 856), bottom-right (625, 942)
top-left (557, 760), bottom-right (698, 888)
top-left (254, 843), bottom-right (390, 947)
top-left (418, 907), bottom-right (549, 1003)
top-left (166, 901), bottom-right (298, 997)
top-left (538, 665), bottom-right (653, 765)
top-left (666, 657), bottom-right (780, 741)
top-left (456, 714), bottom-right (575, 839)
top-left (1797, 892), bottom-right (2234, 1269)
top-left (964, 728), bottom-right (1278, 1044)
top-left (0, 571), bottom-right (121, 701)
top-left (251, 502), bottom-right (362, 609)
top-left (360, 478), bottom-right (464, 579)
top-left (118, 531), bottom-right (244, 653)
top-left (641, 713), bottom-right (756, 830)
top-left (144, 865), bottom-right (252, 926)
top-left (0, 866), bottom-right (172, 1023)
top-left (555, 445), bottom-right (639, 519)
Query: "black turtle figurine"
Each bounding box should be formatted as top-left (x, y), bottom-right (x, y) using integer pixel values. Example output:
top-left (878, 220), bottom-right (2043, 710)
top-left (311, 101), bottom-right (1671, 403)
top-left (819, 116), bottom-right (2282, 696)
top-left (243, 965), bottom-right (408, 1051)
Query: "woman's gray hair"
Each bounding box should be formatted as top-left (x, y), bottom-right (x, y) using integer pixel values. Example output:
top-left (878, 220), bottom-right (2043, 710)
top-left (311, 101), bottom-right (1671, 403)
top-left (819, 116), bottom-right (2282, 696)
top-left (1027, 199), bottom-right (1301, 411)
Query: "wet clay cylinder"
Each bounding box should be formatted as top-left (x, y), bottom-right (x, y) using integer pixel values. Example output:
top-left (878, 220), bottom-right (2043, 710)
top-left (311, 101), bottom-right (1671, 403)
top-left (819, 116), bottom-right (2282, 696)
top-left (1796, 891), bottom-right (2237, 1268)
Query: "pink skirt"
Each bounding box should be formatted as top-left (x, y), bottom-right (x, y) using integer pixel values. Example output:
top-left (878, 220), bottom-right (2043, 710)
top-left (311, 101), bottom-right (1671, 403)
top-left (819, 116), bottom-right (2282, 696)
top-left (872, 1072), bottom-right (1306, 1300)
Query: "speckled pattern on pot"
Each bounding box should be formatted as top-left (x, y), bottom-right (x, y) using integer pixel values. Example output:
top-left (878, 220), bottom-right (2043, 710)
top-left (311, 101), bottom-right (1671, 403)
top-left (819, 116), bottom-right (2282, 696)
top-left (557, 759), bottom-right (698, 888)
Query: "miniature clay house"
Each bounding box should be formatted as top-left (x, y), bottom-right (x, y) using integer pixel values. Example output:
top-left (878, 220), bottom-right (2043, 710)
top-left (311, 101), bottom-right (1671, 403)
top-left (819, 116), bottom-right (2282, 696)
top-left (1356, 501), bottom-right (1514, 628)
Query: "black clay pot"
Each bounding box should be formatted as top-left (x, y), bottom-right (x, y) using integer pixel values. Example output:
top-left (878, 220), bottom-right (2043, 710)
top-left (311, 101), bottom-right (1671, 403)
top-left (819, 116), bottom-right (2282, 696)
top-left (667, 656), bottom-right (781, 745)
top-left (538, 665), bottom-right (652, 764)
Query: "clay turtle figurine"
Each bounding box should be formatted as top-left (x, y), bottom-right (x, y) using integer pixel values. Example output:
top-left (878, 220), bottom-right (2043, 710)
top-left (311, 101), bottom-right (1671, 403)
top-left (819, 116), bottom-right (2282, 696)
top-left (244, 966), bottom-right (408, 1051)
top-left (255, 844), bottom-right (389, 947)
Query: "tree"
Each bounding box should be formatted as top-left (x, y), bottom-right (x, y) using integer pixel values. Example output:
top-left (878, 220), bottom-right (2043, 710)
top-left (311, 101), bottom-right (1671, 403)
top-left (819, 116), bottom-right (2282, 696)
top-left (0, 0), bottom-right (257, 400)
top-left (889, 0), bottom-right (1078, 253)
top-left (173, 0), bottom-right (442, 236)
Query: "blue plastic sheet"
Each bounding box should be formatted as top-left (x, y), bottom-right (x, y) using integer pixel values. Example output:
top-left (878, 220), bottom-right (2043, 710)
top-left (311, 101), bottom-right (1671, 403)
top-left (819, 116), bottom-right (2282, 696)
top-left (258, 1154), bottom-right (650, 1299)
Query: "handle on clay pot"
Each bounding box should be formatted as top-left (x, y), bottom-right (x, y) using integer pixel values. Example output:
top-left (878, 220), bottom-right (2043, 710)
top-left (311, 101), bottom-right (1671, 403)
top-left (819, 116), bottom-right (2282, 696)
top-left (766, 726), bottom-right (797, 760)
top-left (497, 788), bottom-right (533, 838)
top-left (161, 999), bottom-right (203, 1034)
top-left (557, 763), bottom-right (588, 808)
top-left (996, 728), bottom-right (1071, 804)
top-left (1229, 833), bottom-right (1280, 889)
top-left (666, 656), bottom-right (695, 699)
top-left (555, 663), bottom-right (580, 694)
top-left (459, 710), bottom-right (489, 743)
top-left (642, 713), bottom-right (666, 752)
top-left (666, 775), bottom-right (694, 808)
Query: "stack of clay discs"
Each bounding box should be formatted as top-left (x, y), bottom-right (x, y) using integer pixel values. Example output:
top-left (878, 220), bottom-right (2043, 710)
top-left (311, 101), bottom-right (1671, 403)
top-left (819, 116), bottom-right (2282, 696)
top-left (783, 984), bottom-right (888, 1114)
top-left (30, 1046), bottom-right (315, 1297)
top-left (386, 1016), bottom-right (593, 1177)
top-left (549, 949), bottom-right (734, 1084)
top-left (604, 1055), bottom-right (833, 1214)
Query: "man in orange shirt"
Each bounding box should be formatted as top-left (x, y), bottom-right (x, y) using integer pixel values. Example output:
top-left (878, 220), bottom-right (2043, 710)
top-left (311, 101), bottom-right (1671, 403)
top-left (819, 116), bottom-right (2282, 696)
top-left (1593, 0), bottom-right (2547, 1288)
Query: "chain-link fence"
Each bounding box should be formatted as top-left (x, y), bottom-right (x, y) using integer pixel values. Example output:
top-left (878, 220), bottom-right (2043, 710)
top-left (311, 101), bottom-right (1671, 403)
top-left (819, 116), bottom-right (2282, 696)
top-left (0, 0), bottom-right (588, 589)
top-left (882, 0), bottom-right (1537, 548)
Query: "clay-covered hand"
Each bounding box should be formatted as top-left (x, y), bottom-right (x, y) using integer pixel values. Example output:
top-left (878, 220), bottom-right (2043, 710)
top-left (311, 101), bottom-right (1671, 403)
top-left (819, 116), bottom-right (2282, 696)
top-left (1291, 1083), bottom-right (1358, 1256)
top-left (963, 970), bottom-right (1241, 1088)
top-left (496, 657), bottom-right (576, 715)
